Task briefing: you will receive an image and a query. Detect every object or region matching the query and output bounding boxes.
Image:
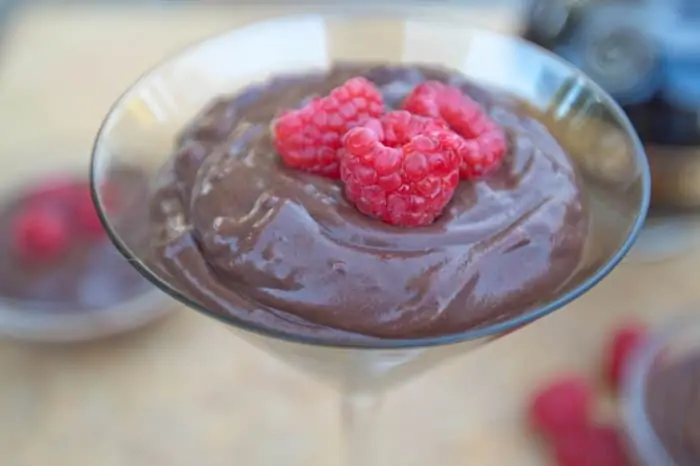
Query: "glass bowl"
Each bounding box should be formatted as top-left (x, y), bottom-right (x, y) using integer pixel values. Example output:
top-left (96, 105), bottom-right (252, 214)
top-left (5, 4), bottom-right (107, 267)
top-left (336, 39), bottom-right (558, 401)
top-left (90, 9), bottom-right (651, 464)
top-left (622, 316), bottom-right (700, 466)
top-left (91, 11), bottom-right (650, 352)
top-left (0, 151), bottom-right (175, 343)
top-left (0, 286), bottom-right (175, 343)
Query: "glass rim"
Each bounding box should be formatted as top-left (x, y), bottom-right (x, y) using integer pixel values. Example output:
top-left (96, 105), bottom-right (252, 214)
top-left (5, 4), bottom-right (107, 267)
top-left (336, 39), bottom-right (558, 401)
top-left (89, 12), bottom-right (651, 350)
top-left (620, 316), bottom-right (700, 466)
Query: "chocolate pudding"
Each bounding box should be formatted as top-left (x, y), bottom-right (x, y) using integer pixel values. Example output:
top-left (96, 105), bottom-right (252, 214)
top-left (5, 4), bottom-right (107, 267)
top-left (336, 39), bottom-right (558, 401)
top-left (145, 64), bottom-right (589, 341)
top-left (0, 170), bottom-right (153, 312)
top-left (646, 356), bottom-right (700, 466)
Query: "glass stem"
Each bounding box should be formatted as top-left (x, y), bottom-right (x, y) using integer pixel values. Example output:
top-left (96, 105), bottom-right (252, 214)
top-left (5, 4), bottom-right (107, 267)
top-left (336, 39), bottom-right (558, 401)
top-left (341, 390), bottom-right (383, 466)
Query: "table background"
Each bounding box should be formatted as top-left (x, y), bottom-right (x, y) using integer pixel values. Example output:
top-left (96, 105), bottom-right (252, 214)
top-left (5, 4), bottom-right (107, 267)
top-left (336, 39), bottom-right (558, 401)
top-left (0, 5), bottom-right (697, 466)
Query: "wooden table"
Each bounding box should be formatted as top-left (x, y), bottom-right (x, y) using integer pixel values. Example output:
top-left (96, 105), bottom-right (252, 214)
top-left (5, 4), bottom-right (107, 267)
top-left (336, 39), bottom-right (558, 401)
top-left (0, 5), bottom-right (698, 466)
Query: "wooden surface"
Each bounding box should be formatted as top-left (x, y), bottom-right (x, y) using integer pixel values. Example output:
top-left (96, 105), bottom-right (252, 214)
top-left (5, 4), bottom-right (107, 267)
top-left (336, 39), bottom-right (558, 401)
top-left (0, 5), bottom-right (698, 466)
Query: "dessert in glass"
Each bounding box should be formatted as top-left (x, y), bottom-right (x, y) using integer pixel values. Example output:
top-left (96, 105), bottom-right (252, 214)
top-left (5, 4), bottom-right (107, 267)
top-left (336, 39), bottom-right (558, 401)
top-left (0, 155), bottom-right (173, 342)
top-left (622, 316), bottom-right (700, 466)
top-left (90, 11), bottom-right (650, 464)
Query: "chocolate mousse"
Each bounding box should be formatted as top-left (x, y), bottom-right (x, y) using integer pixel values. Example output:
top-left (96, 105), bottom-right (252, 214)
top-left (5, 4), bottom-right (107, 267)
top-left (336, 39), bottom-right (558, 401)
top-left (646, 356), bottom-right (700, 466)
top-left (0, 169), bottom-right (153, 312)
top-left (145, 64), bottom-right (589, 341)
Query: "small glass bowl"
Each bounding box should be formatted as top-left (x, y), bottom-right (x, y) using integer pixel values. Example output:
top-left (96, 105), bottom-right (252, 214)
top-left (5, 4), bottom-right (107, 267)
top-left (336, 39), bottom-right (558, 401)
top-left (0, 289), bottom-right (175, 343)
top-left (0, 155), bottom-right (176, 343)
top-left (621, 315), bottom-right (700, 466)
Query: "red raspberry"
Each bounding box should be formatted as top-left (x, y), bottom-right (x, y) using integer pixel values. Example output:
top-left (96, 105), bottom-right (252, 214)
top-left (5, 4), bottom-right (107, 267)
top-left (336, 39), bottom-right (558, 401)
top-left (603, 322), bottom-right (648, 392)
top-left (527, 375), bottom-right (593, 438)
top-left (553, 425), bottom-right (630, 466)
top-left (340, 111), bottom-right (460, 227)
top-left (273, 77), bottom-right (385, 178)
top-left (403, 81), bottom-right (507, 180)
top-left (12, 208), bottom-right (69, 262)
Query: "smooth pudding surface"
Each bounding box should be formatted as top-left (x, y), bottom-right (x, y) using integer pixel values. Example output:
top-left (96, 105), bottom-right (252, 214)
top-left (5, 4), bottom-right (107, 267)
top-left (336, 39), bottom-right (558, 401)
top-left (146, 64), bottom-right (589, 341)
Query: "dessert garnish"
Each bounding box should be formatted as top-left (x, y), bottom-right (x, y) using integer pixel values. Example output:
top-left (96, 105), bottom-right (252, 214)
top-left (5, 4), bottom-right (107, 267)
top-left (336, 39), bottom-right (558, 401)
top-left (403, 81), bottom-right (508, 180)
top-left (13, 207), bottom-right (69, 262)
top-left (340, 111), bottom-right (460, 226)
top-left (273, 76), bottom-right (385, 178)
top-left (528, 374), bottom-right (593, 438)
top-left (602, 321), bottom-right (648, 391)
top-left (11, 179), bottom-right (119, 263)
top-left (272, 75), bottom-right (509, 226)
top-left (524, 321), bottom-right (648, 466)
top-left (553, 424), bottom-right (630, 466)
top-left (527, 374), bottom-right (630, 466)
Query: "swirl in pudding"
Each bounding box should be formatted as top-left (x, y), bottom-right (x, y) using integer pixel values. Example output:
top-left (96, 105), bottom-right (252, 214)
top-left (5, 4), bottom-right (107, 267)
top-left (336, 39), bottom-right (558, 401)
top-left (146, 64), bottom-right (588, 342)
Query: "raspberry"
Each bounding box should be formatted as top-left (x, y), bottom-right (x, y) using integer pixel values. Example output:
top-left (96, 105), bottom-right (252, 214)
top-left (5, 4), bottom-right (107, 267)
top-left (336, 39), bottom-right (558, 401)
top-left (527, 375), bottom-right (593, 438)
top-left (553, 425), bottom-right (630, 466)
top-left (603, 322), bottom-right (648, 392)
top-left (273, 77), bottom-right (385, 177)
top-left (340, 111), bottom-right (460, 227)
top-left (403, 81), bottom-right (507, 180)
top-left (12, 208), bottom-right (69, 262)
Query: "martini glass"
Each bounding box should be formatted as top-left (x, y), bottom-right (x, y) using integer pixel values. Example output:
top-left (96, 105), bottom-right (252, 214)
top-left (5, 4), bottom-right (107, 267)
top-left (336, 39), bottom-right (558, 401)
top-left (90, 11), bottom-right (650, 466)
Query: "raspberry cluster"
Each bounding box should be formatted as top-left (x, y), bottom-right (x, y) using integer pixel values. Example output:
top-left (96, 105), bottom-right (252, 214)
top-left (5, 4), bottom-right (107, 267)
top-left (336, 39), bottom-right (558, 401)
top-left (273, 76), bottom-right (507, 227)
top-left (12, 179), bottom-right (118, 263)
top-left (526, 322), bottom-right (648, 466)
